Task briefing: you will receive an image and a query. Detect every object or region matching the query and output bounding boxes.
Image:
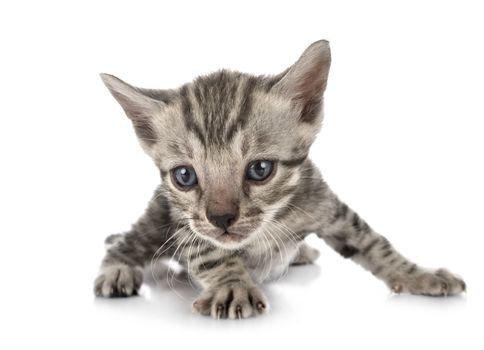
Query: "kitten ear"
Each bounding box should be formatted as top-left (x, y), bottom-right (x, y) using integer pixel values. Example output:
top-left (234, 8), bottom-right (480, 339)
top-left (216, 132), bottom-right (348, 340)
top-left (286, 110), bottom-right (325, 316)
top-left (273, 40), bottom-right (331, 123)
top-left (100, 73), bottom-right (162, 145)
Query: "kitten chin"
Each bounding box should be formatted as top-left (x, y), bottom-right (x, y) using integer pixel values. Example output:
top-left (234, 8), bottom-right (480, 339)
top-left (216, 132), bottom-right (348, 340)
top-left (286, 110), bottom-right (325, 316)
top-left (198, 231), bottom-right (252, 250)
top-left (215, 231), bottom-right (245, 244)
top-left (189, 219), bottom-right (258, 249)
top-left (195, 227), bottom-right (258, 250)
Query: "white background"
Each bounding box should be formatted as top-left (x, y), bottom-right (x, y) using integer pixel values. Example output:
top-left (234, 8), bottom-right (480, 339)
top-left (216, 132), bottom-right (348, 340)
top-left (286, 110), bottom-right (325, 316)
top-left (1, 1), bottom-right (483, 349)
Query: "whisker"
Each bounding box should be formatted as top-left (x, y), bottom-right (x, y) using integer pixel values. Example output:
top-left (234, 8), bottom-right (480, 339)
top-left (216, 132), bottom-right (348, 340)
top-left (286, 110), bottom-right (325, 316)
top-left (262, 217), bottom-right (298, 247)
top-left (259, 228), bottom-right (273, 281)
top-left (149, 218), bottom-right (192, 265)
top-left (185, 232), bottom-right (200, 289)
top-left (166, 227), bottom-right (192, 300)
top-left (151, 222), bottom-right (187, 286)
top-left (286, 203), bottom-right (317, 220)
top-left (149, 219), bottom-right (192, 284)
top-left (264, 228), bottom-right (285, 265)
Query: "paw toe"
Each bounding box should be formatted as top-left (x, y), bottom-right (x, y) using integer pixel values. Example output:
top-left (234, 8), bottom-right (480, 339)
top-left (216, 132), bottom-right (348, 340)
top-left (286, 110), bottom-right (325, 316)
top-left (435, 268), bottom-right (466, 295)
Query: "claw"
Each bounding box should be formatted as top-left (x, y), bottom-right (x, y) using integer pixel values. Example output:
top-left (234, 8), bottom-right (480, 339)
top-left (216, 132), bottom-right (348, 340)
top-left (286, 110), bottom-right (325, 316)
top-left (441, 282), bottom-right (448, 296)
top-left (216, 304), bottom-right (224, 319)
top-left (236, 305), bottom-right (242, 319)
top-left (391, 284), bottom-right (403, 294)
top-left (256, 301), bottom-right (265, 312)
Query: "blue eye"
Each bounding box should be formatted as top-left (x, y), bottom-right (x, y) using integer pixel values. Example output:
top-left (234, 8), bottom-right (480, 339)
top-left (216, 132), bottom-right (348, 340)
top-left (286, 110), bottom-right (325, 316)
top-left (246, 160), bottom-right (274, 182)
top-left (172, 166), bottom-right (198, 188)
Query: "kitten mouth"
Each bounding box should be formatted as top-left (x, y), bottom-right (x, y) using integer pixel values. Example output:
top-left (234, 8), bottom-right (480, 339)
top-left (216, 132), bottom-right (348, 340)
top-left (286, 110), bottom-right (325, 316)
top-left (216, 231), bottom-right (245, 243)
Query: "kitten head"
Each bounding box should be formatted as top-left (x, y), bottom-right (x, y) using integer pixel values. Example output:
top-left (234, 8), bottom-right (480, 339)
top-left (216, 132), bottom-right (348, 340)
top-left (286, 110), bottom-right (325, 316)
top-left (101, 40), bottom-right (331, 249)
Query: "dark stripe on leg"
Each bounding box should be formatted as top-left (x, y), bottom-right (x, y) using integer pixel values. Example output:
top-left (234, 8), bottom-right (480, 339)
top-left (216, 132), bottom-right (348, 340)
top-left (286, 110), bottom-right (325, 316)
top-left (196, 258), bottom-right (225, 272)
top-left (338, 245), bottom-right (359, 258)
top-left (381, 250), bottom-right (393, 259)
top-left (361, 238), bottom-right (380, 256)
top-left (407, 264), bottom-right (417, 275)
top-left (350, 212), bottom-right (371, 234)
top-left (330, 202), bottom-right (349, 224)
top-left (189, 245), bottom-right (215, 261)
top-left (216, 277), bottom-right (242, 287)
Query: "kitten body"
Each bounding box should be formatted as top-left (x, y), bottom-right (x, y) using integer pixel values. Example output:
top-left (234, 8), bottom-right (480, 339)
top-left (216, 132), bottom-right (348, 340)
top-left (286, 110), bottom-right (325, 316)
top-left (94, 40), bottom-right (465, 319)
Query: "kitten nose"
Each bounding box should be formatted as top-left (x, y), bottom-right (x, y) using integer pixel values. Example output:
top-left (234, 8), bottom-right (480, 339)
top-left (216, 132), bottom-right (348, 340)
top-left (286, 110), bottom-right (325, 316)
top-left (207, 213), bottom-right (237, 230)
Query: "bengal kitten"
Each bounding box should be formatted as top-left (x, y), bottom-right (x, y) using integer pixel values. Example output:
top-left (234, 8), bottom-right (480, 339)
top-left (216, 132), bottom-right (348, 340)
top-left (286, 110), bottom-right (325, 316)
top-left (94, 40), bottom-right (465, 319)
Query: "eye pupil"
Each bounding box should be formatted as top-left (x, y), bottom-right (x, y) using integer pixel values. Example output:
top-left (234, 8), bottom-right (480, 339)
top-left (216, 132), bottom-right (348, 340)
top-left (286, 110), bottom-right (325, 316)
top-left (255, 162), bottom-right (267, 175)
top-left (247, 160), bottom-right (274, 182)
top-left (172, 166), bottom-right (198, 188)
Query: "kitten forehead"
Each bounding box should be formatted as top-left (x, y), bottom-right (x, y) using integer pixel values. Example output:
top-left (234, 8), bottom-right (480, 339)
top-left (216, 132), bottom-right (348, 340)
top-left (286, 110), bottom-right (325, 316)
top-left (152, 70), bottom-right (295, 164)
top-left (180, 71), bottom-right (271, 147)
top-left (104, 40), bottom-right (331, 170)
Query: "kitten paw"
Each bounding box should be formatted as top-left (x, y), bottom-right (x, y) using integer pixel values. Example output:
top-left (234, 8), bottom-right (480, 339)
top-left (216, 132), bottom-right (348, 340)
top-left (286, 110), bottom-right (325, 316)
top-left (291, 243), bottom-right (320, 265)
top-left (94, 264), bottom-right (143, 297)
top-left (389, 268), bottom-right (466, 296)
top-left (192, 283), bottom-right (268, 319)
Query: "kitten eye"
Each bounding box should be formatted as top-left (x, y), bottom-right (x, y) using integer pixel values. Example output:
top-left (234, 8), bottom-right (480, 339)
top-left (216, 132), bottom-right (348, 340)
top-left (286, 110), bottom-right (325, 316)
top-left (246, 160), bottom-right (274, 182)
top-left (172, 166), bottom-right (198, 188)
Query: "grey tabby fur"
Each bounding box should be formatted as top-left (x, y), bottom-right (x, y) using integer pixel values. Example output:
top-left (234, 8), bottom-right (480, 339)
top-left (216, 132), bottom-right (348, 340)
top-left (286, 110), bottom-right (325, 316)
top-left (94, 40), bottom-right (466, 319)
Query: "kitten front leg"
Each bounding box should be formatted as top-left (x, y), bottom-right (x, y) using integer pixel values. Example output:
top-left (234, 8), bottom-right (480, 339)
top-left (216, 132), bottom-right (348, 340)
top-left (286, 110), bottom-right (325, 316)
top-left (94, 189), bottom-right (175, 297)
top-left (190, 257), bottom-right (268, 319)
top-left (94, 231), bottom-right (150, 297)
top-left (316, 196), bottom-right (466, 296)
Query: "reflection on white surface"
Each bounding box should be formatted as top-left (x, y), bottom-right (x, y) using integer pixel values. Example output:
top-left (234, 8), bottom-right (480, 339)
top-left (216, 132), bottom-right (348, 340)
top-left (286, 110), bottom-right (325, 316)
top-left (92, 260), bottom-right (323, 320)
top-left (2, 234), bottom-right (479, 350)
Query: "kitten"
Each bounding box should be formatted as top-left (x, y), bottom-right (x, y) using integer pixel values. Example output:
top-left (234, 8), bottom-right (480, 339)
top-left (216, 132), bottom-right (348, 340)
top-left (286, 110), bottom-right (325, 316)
top-left (94, 40), bottom-right (466, 319)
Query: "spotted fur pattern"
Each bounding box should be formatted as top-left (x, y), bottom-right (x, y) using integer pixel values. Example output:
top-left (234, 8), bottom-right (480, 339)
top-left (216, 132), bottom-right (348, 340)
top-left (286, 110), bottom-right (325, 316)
top-left (94, 40), bottom-right (465, 319)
